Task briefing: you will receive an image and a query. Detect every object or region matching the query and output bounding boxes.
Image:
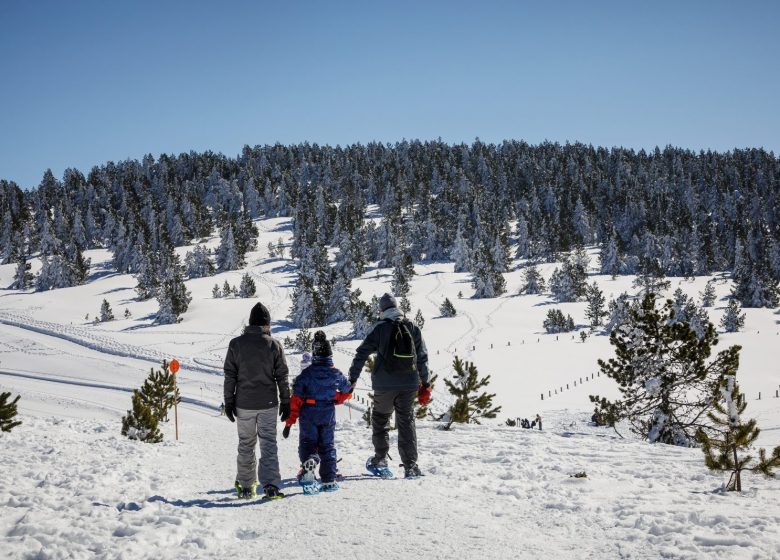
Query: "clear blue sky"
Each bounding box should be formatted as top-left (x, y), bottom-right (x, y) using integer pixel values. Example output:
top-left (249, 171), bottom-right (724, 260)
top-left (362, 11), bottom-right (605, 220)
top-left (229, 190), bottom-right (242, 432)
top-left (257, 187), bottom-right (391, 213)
top-left (1, 0), bottom-right (778, 189)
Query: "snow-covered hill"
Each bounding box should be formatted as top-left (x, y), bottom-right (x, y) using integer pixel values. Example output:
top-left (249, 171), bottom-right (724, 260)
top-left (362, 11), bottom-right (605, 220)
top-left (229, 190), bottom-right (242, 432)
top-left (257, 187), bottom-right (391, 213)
top-left (2, 216), bottom-right (780, 559)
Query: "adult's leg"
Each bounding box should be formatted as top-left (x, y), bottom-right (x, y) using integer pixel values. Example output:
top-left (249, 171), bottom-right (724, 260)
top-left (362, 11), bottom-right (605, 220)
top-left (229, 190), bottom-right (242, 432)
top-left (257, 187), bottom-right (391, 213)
top-left (317, 408), bottom-right (338, 482)
top-left (394, 390), bottom-right (418, 467)
top-left (371, 391), bottom-right (396, 462)
top-left (235, 408), bottom-right (259, 487)
top-left (256, 407), bottom-right (282, 489)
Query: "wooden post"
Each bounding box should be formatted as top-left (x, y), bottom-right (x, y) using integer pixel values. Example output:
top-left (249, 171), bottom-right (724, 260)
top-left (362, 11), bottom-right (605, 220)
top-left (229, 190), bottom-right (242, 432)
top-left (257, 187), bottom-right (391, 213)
top-left (759, 392), bottom-right (761, 400)
top-left (169, 359), bottom-right (181, 441)
top-left (541, 393), bottom-right (544, 400)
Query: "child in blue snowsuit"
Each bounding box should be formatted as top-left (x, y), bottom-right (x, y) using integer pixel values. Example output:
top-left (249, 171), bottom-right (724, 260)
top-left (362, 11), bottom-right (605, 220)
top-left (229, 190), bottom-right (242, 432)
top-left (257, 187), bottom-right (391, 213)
top-left (283, 331), bottom-right (352, 491)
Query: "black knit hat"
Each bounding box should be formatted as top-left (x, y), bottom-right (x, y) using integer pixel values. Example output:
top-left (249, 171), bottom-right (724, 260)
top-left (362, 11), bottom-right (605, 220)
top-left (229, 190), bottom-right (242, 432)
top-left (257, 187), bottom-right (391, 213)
top-left (249, 302), bottom-right (271, 326)
top-left (379, 293), bottom-right (397, 312)
top-left (312, 330), bottom-right (332, 357)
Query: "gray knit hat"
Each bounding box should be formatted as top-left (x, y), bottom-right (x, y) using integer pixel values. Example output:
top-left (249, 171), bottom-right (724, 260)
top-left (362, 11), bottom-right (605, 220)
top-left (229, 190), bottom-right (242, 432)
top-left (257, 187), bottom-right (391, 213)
top-left (379, 293), bottom-right (397, 312)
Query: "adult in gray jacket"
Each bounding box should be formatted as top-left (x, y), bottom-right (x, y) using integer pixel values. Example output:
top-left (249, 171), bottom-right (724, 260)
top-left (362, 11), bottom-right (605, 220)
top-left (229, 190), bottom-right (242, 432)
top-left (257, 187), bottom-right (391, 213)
top-left (224, 302), bottom-right (290, 500)
top-left (349, 293), bottom-right (430, 478)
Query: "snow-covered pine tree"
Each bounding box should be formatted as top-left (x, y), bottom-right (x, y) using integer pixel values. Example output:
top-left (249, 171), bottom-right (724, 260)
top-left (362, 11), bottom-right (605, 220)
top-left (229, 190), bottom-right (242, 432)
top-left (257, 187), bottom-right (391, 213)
top-left (604, 293), bottom-right (632, 334)
top-left (633, 255), bottom-right (671, 295)
top-left (100, 299), bottom-right (114, 322)
top-left (326, 272), bottom-right (352, 324)
top-left (451, 222), bottom-right (471, 273)
top-left (543, 309), bottom-right (575, 333)
top-left (439, 298), bottom-right (457, 318)
top-left (720, 299), bottom-right (746, 332)
top-left (239, 273), bottom-right (256, 298)
top-left (697, 375), bottom-right (780, 491)
top-left (212, 284), bottom-right (221, 298)
top-left (399, 296), bottom-right (411, 316)
top-left (155, 250), bottom-right (191, 324)
top-left (289, 277), bottom-right (321, 328)
top-left (121, 389), bottom-right (163, 443)
top-left (222, 280), bottom-right (232, 297)
top-left (584, 282), bottom-right (607, 327)
top-left (590, 292), bottom-right (740, 445)
top-left (10, 256), bottom-right (33, 290)
top-left (138, 361), bottom-right (181, 422)
top-left (414, 309), bottom-right (425, 330)
top-left (124, 308), bottom-right (131, 319)
top-left (184, 245), bottom-right (215, 278)
top-left (0, 392), bottom-right (21, 433)
top-left (519, 265), bottom-right (546, 295)
top-left (443, 357), bottom-right (502, 429)
top-left (599, 235), bottom-right (621, 278)
top-left (267, 241), bottom-right (276, 258)
top-left (216, 224), bottom-right (242, 271)
top-left (700, 279), bottom-right (717, 307)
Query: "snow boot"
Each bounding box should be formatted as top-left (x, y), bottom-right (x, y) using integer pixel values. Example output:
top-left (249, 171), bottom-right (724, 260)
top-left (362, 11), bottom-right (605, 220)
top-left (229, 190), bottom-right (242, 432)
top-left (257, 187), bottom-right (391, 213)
top-left (402, 463), bottom-right (424, 479)
top-left (262, 484), bottom-right (284, 500)
top-left (298, 456), bottom-right (321, 495)
top-left (366, 456), bottom-right (394, 479)
top-left (320, 481), bottom-right (340, 492)
top-left (235, 481), bottom-right (258, 499)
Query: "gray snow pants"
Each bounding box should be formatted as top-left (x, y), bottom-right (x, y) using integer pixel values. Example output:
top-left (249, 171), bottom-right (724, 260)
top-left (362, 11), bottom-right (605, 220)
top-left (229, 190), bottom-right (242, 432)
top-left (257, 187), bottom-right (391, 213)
top-left (372, 389), bottom-right (418, 467)
top-left (235, 407), bottom-right (281, 489)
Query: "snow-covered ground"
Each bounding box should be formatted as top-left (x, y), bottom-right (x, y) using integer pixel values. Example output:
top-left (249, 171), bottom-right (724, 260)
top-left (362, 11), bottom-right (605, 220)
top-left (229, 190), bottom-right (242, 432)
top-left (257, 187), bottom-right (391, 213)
top-left (2, 216), bottom-right (780, 559)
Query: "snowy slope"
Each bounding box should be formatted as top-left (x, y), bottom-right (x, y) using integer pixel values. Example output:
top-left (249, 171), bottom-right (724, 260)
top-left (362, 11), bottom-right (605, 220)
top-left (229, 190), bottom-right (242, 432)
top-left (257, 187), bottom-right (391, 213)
top-left (2, 216), bottom-right (780, 559)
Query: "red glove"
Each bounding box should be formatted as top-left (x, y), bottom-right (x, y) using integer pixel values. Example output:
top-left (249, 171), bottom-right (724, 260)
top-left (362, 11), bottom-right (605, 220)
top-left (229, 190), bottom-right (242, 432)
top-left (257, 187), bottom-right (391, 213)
top-left (417, 384), bottom-right (432, 406)
top-left (334, 391), bottom-right (352, 405)
top-left (286, 395), bottom-right (303, 426)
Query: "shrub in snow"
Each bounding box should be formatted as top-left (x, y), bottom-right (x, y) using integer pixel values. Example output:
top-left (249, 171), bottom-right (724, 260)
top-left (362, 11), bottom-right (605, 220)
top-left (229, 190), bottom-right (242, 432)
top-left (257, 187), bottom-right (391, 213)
top-left (99, 299), bottom-right (114, 322)
top-left (399, 296), bottom-right (411, 315)
top-left (212, 284), bottom-right (222, 298)
top-left (604, 292), bottom-right (632, 334)
top-left (519, 265), bottom-right (546, 295)
top-left (697, 375), bottom-right (780, 491)
top-left (138, 361), bottom-right (181, 423)
top-left (590, 292), bottom-right (740, 446)
top-left (414, 309), bottom-right (425, 330)
top-left (184, 245), bottom-right (215, 278)
top-left (720, 299), bottom-right (746, 333)
top-left (439, 298), bottom-right (457, 318)
top-left (124, 308), bottom-right (131, 319)
top-left (442, 356), bottom-right (501, 429)
top-left (0, 392), bottom-right (22, 433)
top-left (584, 282), bottom-right (607, 327)
top-left (543, 309), bottom-right (575, 333)
top-left (121, 390), bottom-right (162, 443)
top-left (284, 328), bottom-right (313, 353)
top-left (700, 280), bottom-right (717, 307)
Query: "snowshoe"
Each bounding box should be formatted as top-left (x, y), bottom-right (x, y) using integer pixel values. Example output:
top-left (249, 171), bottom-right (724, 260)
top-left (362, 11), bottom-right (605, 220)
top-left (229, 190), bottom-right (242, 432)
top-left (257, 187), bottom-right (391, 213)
top-left (320, 481), bottom-right (340, 492)
top-left (366, 457), bottom-right (394, 479)
top-left (235, 481), bottom-right (258, 500)
top-left (402, 463), bottom-right (424, 479)
top-left (262, 484), bottom-right (284, 501)
top-left (298, 456), bottom-right (321, 495)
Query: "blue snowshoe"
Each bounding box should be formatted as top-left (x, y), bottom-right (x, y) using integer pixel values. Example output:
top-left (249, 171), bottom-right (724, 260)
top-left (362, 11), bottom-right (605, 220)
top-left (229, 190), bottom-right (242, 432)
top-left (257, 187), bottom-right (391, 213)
top-left (320, 481), bottom-right (340, 492)
top-left (298, 456), bottom-right (321, 495)
top-left (366, 457), bottom-right (394, 479)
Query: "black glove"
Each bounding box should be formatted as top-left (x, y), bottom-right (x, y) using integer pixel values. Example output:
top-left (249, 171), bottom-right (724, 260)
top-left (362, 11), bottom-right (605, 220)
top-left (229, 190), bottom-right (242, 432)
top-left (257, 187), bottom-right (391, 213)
top-left (282, 425), bottom-right (291, 439)
top-left (279, 401), bottom-right (291, 422)
top-left (225, 402), bottom-right (236, 423)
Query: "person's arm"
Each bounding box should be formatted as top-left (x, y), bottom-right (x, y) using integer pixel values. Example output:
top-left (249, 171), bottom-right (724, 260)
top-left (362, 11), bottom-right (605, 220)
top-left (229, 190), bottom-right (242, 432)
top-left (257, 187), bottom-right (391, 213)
top-left (223, 340), bottom-right (238, 405)
top-left (286, 370), bottom-right (306, 426)
top-left (273, 341), bottom-right (291, 403)
top-left (348, 324), bottom-right (380, 383)
top-left (413, 324), bottom-right (430, 385)
top-left (334, 370), bottom-right (353, 404)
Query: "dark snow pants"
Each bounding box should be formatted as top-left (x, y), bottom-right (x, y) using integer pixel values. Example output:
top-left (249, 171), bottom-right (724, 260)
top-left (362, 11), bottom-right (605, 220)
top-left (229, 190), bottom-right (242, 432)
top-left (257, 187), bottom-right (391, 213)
top-left (372, 389), bottom-right (418, 467)
top-left (298, 405), bottom-right (338, 483)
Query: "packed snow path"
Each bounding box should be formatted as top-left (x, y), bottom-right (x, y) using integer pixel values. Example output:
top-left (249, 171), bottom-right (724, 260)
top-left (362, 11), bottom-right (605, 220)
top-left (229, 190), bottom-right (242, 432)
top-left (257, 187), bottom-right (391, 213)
top-left (2, 409), bottom-right (779, 559)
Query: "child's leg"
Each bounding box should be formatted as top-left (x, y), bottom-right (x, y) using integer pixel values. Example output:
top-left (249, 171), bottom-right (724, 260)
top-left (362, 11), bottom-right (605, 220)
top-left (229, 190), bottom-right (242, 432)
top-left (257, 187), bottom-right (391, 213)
top-left (298, 411), bottom-right (319, 465)
top-left (317, 407), bottom-right (338, 483)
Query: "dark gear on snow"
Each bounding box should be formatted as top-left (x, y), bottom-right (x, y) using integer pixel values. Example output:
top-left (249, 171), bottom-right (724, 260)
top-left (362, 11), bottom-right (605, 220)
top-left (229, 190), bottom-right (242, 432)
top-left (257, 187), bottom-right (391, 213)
top-left (249, 302), bottom-right (271, 327)
top-left (279, 401), bottom-right (291, 422)
top-left (379, 293), bottom-right (397, 312)
top-left (371, 389), bottom-right (418, 468)
top-left (282, 425), bottom-right (291, 439)
top-left (312, 330), bottom-right (333, 357)
top-left (225, 402), bottom-right (237, 423)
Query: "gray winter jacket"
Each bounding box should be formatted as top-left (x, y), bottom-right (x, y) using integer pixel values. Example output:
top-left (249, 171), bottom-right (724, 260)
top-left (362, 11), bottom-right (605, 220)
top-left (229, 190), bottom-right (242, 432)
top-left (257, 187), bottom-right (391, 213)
top-left (348, 308), bottom-right (430, 391)
top-left (224, 326), bottom-right (290, 410)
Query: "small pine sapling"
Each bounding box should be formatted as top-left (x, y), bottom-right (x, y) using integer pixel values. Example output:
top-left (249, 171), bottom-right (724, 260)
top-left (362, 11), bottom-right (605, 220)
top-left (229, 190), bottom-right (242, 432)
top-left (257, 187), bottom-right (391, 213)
top-left (443, 356), bottom-right (502, 429)
top-left (0, 392), bottom-right (22, 433)
top-left (239, 273), bottom-right (256, 298)
top-left (212, 284), bottom-right (222, 298)
top-left (124, 308), bottom-right (132, 319)
top-left (700, 280), bottom-right (717, 307)
top-left (121, 390), bottom-right (163, 443)
top-left (267, 241), bottom-right (276, 257)
top-left (399, 295), bottom-right (411, 315)
top-left (720, 299), bottom-right (746, 333)
top-left (440, 298), bottom-right (457, 318)
top-left (414, 309), bottom-right (425, 330)
top-left (697, 375), bottom-right (780, 491)
top-left (138, 360), bottom-right (181, 422)
top-left (100, 299), bottom-right (114, 322)
top-left (223, 280), bottom-right (232, 298)
top-left (276, 238), bottom-right (285, 258)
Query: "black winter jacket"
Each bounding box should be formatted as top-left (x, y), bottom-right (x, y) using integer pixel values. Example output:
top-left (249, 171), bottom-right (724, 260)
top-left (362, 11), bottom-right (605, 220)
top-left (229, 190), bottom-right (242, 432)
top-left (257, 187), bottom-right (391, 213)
top-left (348, 315), bottom-right (429, 391)
top-left (223, 326), bottom-right (290, 410)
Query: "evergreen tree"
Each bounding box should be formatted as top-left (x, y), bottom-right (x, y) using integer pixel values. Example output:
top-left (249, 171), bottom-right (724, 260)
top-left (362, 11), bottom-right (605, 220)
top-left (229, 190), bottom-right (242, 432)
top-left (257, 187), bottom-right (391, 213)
top-left (584, 282), bottom-right (607, 327)
top-left (543, 309), bottom-right (575, 333)
top-left (720, 299), bottom-right (746, 333)
top-left (519, 265), bottom-right (546, 295)
top-left (156, 250), bottom-right (191, 324)
top-left (239, 273), bottom-right (256, 298)
top-left (10, 256), bottom-right (33, 290)
top-left (590, 292), bottom-right (741, 445)
top-left (697, 375), bottom-right (780, 491)
top-left (267, 242), bottom-right (276, 257)
top-left (414, 309), bottom-right (425, 330)
top-left (121, 390), bottom-right (163, 443)
top-left (326, 272), bottom-right (352, 324)
top-left (212, 284), bottom-right (222, 298)
top-left (137, 361), bottom-right (181, 422)
top-left (604, 293), bottom-right (632, 334)
top-left (451, 223), bottom-right (471, 273)
top-left (100, 299), bottom-right (114, 322)
top-left (700, 279), bottom-right (717, 307)
top-left (399, 296), bottom-right (411, 316)
top-left (216, 224), bottom-right (242, 271)
top-left (0, 392), bottom-right (21, 433)
top-left (439, 298), bottom-right (457, 318)
top-left (443, 357), bottom-right (502, 429)
top-left (549, 256), bottom-right (586, 302)
top-left (223, 280), bottom-right (232, 297)
top-left (124, 308), bottom-right (132, 319)
top-left (184, 245), bottom-right (215, 278)
top-left (599, 235), bottom-right (622, 277)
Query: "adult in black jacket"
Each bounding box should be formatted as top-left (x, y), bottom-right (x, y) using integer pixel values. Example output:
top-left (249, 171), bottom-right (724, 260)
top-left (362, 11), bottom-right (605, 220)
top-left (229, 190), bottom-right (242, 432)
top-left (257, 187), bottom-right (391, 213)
top-left (349, 293), bottom-right (430, 478)
top-left (224, 302), bottom-right (290, 499)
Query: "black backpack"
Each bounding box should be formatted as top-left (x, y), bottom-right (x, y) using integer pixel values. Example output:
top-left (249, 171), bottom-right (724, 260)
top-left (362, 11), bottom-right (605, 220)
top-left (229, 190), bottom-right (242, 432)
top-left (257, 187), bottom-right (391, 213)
top-left (382, 319), bottom-right (417, 374)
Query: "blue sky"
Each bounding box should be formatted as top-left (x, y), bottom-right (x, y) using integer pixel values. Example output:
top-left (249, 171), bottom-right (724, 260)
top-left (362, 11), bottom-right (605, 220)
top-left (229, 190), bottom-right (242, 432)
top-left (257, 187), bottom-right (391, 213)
top-left (1, 0), bottom-right (778, 189)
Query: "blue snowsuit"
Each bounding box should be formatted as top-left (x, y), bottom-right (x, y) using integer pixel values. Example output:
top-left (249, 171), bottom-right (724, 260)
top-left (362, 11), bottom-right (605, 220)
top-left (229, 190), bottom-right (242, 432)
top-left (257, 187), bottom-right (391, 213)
top-left (290, 356), bottom-right (352, 483)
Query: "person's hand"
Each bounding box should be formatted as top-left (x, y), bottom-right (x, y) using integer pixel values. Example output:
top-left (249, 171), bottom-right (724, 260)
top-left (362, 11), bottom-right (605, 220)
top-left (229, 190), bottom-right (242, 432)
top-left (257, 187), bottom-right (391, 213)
top-left (417, 383), bottom-right (432, 406)
top-left (282, 425), bottom-right (291, 439)
top-left (225, 402), bottom-right (236, 423)
top-left (279, 401), bottom-right (291, 422)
